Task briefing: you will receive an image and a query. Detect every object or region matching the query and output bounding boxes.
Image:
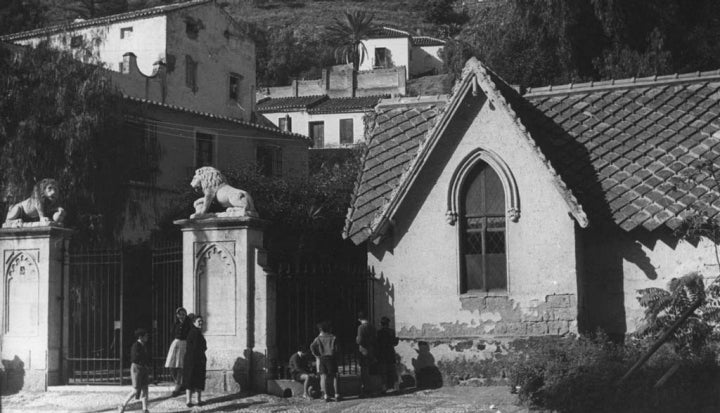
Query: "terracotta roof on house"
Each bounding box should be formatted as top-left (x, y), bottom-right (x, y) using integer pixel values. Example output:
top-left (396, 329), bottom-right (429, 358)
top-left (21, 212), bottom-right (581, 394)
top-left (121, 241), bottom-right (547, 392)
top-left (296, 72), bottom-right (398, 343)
top-left (411, 36), bottom-right (445, 47)
top-left (368, 27), bottom-right (410, 39)
top-left (124, 95), bottom-right (311, 144)
top-left (1, 0), bottom-right (212, 41)
top-left (343, 97), bottom-right (447, 243)
top-left (521, 71), bottom-right (720, 232)
top-left (343, 57), bottom-right (720, 244)
top-left (256, 95), bottom-right (328, 112)
top-left (308, 95), bottom-right (387, 114)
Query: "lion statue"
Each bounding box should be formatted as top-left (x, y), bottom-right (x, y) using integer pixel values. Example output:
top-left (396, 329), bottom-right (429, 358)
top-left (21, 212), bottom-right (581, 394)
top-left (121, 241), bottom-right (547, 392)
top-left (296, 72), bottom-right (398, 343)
top-left (190, 166), bottom-right (258, 219)
top-left (4, 178), bottom-right (66, 226)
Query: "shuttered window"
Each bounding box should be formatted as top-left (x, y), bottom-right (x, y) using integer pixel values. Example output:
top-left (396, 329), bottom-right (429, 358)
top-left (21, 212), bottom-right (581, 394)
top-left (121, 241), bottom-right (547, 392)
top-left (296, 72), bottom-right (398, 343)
top-left (339, 118), bottom-right (354, 145)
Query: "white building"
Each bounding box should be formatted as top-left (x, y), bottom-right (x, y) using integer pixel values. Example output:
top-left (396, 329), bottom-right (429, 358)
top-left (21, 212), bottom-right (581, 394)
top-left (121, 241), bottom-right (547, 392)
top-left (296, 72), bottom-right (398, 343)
top-left (1, 0), bottom-right (256, 120)
top-left (359, 27), bottom-right (445, 79)
top-left (257, 95), bottom-right (385, 148)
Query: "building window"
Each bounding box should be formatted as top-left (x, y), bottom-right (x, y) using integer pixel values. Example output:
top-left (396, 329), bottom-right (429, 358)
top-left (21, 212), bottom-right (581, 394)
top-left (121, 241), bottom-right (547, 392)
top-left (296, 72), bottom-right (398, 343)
top-left (229, 73), bottom-right (242, 101)
top-left (257, 145), bottom-right (283, 177)
top-left (374, 47), bottom-right (391, 68)
top-left (120, 27), bottom-right (133, 39)
top-left (70, 35), bottom-right (83, 48)
top-left (459, 161), bottom-right (507, 293)
top-left (339, 118), bottom-right (354, 145)
top-left (185, 55), bottom-right (198, 92)
top-left (279, 116), bottom-right (292, 132)
top-left (126, 119), bottom-right (159, 183)
top-left (309, 121), bottom-right (324, 148)
top-left (195, 132), bottom-right (215, 167)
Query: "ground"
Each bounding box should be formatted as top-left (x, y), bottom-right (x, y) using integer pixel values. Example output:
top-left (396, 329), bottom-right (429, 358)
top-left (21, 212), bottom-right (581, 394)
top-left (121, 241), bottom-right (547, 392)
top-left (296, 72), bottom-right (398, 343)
top-left (1, 385), bottom-right (533, 412)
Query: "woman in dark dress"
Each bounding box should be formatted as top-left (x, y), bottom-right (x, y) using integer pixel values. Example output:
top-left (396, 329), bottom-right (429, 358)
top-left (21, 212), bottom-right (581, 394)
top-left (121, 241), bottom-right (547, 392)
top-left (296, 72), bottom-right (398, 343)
top-left (183, 314), bottom-right (207, 407)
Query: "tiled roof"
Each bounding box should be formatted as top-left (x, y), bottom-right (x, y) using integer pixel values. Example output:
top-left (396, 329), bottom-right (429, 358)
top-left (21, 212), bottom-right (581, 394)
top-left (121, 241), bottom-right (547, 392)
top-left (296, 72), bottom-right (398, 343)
top-left (522, 71), bottom-right (720, 232)
top-left (368, 27), bottom-right (410, 39)
top-left (124, 95), bottom-right (311, 144)
top-left (1, 0), bottom-right (211, 41)
top-left (344, 58), bottom-right (720, 243)
top-left (308, 95), bottom-right (386, 114)
top-left (256, 95), bottom-right (327, 112)
top-left (411, 36), bottom-right (445, 47)
top-left (343, 98), bottom-right (446, 244)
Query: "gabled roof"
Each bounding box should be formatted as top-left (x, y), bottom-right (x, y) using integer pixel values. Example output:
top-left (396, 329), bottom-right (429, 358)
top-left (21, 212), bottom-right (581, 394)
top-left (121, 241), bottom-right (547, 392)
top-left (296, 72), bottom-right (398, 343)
top-left (308, 96), bottom-right (386, 114)
top-left (256, 96), bottom-right (327, 113)
top-left (344, 57), bottom-right (720, 245)
top-left (367, 27), bottom-right (445, 47)
top-left (343, 58), bottom-right (589, 244)
top-left (522, 71), bottom-right (720, 232)
top-left (411, 36), bottom-right (445, 47)
top-left (257, 95), bottom-right (385, 114)
top-left (343, 96), bottom-right (448, 244)
top-left (1, 0), bottom-right (212, 41)
top-left (124, 95), bottom-right (311, 144)
top-left (368, 27), bottom-right (411, 39)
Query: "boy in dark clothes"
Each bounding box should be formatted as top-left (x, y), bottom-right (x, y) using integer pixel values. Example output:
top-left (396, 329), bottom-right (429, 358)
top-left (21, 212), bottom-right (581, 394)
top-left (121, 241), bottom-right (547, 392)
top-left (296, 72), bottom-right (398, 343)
top-left (356, 311), bottom-right (377, 397)
top-left (121, 328), bottom-right (151, 413)
top-left (310, 321), bottom-right (341, 402)
top-left (377, 316), bottom-right (400, 393)
top-left (289, 347), bottom-right (316, 398)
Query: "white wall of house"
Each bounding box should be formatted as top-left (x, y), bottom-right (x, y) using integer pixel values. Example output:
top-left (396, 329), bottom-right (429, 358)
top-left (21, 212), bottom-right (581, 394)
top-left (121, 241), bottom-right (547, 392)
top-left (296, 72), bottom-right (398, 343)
top-left (14, 16), bottom-right (168, 73)
top-left (263, 111), bottom-right (368, 147)
top-left (410, 45), bottom-right (444, 76)
top-left (12, 3), bottom-right (255, 120)
top-left (359, 37), bottom-right (410, 77)
top-left (368, 93), bottom-right (580, 367)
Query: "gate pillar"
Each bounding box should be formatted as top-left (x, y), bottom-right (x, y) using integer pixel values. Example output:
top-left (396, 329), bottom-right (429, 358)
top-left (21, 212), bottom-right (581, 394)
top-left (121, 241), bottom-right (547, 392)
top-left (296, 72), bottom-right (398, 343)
top-left (175, 216), bottom-right (276, 393)
top-left (0, 226), bottom-right (73, 392)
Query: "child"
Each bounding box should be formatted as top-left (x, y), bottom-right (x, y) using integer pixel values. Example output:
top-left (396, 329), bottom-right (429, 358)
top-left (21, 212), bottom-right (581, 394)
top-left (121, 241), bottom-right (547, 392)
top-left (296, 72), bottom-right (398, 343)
top-left (289, 346), bottom-right (317, 398)
top-left (121, 328), bottom-right (151, 413)
top-left (310, 321), bottom-right (341, 402)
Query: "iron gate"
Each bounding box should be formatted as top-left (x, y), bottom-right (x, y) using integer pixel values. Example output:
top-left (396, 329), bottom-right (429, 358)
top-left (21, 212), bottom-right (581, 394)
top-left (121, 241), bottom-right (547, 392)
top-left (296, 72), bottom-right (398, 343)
top-left (66, 239), bottom-right (182, 385)
top-left (150, 238), bottom-right (183, 382)
top-left (275, 262), bottom-right (375, 377)
top-left (67, 244), bottom-right (124, 384)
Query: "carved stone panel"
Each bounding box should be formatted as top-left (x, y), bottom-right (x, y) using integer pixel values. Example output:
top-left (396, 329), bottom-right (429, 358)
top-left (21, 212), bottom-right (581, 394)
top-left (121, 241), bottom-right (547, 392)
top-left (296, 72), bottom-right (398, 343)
top-left (194, 242), bottom-right (236, 335)
top-left (4, 250), bottom-right (40, 336)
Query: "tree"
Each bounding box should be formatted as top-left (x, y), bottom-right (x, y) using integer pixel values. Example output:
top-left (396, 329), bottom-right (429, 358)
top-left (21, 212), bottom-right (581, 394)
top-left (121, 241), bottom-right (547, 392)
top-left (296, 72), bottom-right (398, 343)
top-left (0, 42), bottom-right (152, 240)
top-left (326, 10), bottom-right (376, 97)
top-left (0, 0), bottom-right (48, 35)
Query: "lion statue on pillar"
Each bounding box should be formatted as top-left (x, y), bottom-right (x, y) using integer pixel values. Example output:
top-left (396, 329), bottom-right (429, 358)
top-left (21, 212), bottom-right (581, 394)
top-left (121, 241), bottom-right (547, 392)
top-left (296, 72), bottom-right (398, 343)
top-left (4, 178), bottom-right (66, 227)
top-left (189, 166), bottom-right (258, 219)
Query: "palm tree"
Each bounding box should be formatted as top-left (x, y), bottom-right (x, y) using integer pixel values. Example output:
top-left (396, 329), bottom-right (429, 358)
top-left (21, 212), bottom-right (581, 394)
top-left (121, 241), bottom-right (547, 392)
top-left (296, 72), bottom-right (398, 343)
top-left (326, 10), bottom-right (377, 97)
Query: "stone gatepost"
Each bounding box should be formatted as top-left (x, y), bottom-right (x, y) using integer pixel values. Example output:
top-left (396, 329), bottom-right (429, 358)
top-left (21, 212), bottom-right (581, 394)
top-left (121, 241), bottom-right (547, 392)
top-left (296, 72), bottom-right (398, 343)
top-left (174, 216), bottom-right (276, 393)
top-left (0, 226), bottom-right (73, 391)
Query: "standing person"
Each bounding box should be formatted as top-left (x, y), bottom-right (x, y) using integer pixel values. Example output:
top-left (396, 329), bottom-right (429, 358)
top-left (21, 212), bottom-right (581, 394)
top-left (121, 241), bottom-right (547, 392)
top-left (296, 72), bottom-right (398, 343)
top-left (356, 311), bottom-right (377, 397)
top-left (289, 347), bottom-right (317, 398)
top-left (310, 321), bottom-right (341, 402)
top-left (377, 316), bottom-right (400, 394)
top-left (183, 314), bottom-right (207, 408)
top-left (120, 328), bottom-right (151, 413)
top-left (164, 307), bottom-right (190, 396)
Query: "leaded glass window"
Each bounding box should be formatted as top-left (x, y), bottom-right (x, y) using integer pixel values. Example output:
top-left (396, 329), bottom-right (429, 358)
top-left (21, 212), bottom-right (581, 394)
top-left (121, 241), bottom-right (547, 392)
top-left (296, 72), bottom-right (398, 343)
top-left (460, 161), bottom-right (507, 293)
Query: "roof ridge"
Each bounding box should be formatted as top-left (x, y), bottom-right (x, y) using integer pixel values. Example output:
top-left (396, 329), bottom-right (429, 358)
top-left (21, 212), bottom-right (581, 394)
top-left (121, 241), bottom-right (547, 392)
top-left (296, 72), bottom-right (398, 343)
top-left (525, 69), bottom-right (720, 97)
top-left (124, 95), bottom-right (310, 142)
top-left (467, 58), bottom-right (589, 227)
top-left (1, 0), bottom-right (211, 41)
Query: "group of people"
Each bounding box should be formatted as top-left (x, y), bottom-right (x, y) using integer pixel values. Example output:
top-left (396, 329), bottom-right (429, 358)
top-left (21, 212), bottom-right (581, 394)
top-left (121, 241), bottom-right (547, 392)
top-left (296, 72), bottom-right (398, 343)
top-left (289, 312), bottom-right (400, 402)
top-left (120, 307), bottom-right (208, 413)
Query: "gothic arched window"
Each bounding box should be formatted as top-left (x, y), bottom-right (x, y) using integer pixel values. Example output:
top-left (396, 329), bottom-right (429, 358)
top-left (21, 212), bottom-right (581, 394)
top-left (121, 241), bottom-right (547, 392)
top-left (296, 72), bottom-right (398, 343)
top-left (459, 161), bottom-right (507, 293)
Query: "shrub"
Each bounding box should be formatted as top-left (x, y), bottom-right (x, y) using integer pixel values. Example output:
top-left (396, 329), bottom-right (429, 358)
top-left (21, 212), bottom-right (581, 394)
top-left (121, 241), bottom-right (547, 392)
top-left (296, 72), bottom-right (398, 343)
top-left (509, 332), bottom-right (720, 413)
